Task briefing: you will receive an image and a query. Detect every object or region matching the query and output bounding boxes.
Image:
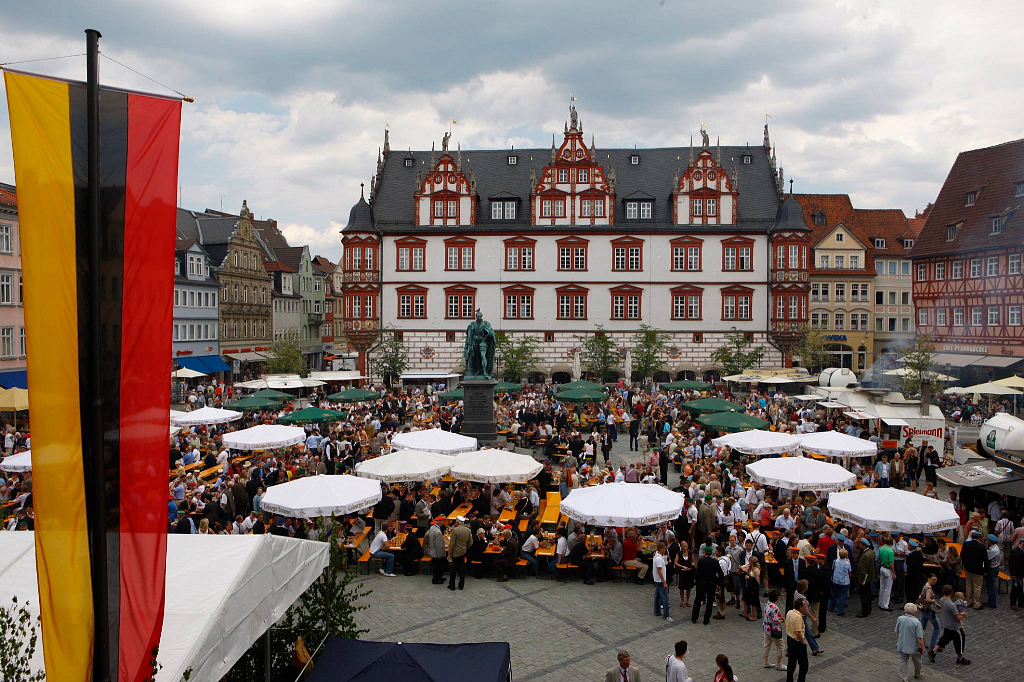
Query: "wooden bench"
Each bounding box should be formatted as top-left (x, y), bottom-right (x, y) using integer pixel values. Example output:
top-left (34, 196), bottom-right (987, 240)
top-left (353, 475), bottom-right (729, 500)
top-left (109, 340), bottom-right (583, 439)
top-left (357, 548), bottom-right (380, 575)
top-left (540, 492), bottom-right (561, 525)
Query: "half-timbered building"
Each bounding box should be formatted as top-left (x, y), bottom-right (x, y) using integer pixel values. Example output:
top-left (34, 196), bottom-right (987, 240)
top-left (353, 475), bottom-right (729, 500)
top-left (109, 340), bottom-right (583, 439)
top-left (910, 138), bottom-right (1024, 381)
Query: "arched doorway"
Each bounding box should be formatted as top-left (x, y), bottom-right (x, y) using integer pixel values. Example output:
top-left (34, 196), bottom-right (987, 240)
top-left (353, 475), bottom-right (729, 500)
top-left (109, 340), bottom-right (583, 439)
top-left (675, 370), bottom-right (697, 380)
top-left (552, 371), bottom-right (572, 384)
top-left (703, 370), bottom-right (721, 383)
top-left (878, 347), bottom-right (899, 371)
top-left (527, 371), bottom-right (546, 385)
top-left (653, 370), bottom-right (671, 383)
top-left (826, 344), bottom-right (854, 369)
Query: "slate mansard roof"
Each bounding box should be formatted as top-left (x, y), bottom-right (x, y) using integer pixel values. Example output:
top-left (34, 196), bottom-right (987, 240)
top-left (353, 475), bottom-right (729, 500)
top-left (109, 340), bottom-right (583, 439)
top-left (369, 143), bottom-right (782, 234)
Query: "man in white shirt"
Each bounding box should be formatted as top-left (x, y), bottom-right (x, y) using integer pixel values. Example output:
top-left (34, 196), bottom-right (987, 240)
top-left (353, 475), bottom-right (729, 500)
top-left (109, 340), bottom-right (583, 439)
top-left (776, 508), bottom-right (796, 533)
top-left (520, 531), bottom-right (540, 576)
top-left (653, 542), bottom-right (673, 622)
top-left (369, 522), bottom-right (397, 577)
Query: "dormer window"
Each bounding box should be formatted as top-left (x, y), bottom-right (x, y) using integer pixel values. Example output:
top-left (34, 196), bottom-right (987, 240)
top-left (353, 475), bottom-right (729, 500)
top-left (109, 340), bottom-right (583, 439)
top-left (966, 191), bottom-right (976, 206)
top-left (835, 232), bottom-right (845, 242)
top-left (947, 222), bottom-right (960, 241)
top-left (625, 200), bottom-right (653, 220)
top-left (742, 154), bottom-right (751, 164)
top-left (903, 239), bottom-right (914, 249)
top-left (992, 216), bottom-right (1003, 234)
top-left (874, 238), bottom-right (886, 249)
top-left (630, 155), bottom-right (640, 165)
top-left (490, 200), bottom-right (517, 220)
top-left (174, 259), bottom-right (180, 275)
top-left (813, 212), bottom-right (826, 226)
top-left (1016, 181), bottom-right (1024, 197)
top-left (508, 155), bottom-right (517, 165)
top-left (404, 157), bottom-right (413, 167)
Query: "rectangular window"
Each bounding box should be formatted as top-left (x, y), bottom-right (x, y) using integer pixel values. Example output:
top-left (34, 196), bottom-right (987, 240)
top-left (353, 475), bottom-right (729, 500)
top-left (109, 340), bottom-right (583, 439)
top-left (521, 247), bottom-right (533, 270)
top-left (888, 260), bottom-right (898, 276)
top-left (811, 283), bottom-right (820, 301)
top-left (954, 307), bottom-right (964, 326)
top-left (414, 294), bottom-right (425, 318)
top-left (399, 295), bottom-right (410, 318)
top-left (352, 297), bottom-right (361, 318)
top-left (901, 291), bottom-right (910, 305)
top-left (614, 247), bottom-right (626, 271)
top-left (1011, 306), bottom-right (1022, 326)
top-left (917, 263), bottom-right (926, 281)
top-left (777, 295), bottom-right (786, 319)
top-left (935, 262), bottom-right (945, 280)
top-left (462, 295), bottom-right (474, 318)
top-left (542, 200), bottom-right (552, 217)
top-left (520, 294), bottom-right (532, 318)
top-left (593, 201), bottom-right (604, 217)
top-left (554, 200), bottom-right (565, 218)
top-left (835, 255), bottom-right (845, 269)
top-left (778, 246), bottom-right (785, 270)
top-left (18, 327), bottom-right (24, 356)
top-left (578, 168), bottom-right (588, 183)
top-left (876, 259), bottom-right (885, 274)
top-left (901, 261), bottom-right (910, 276)
top-left (936, 308), bottom-right (947, 326)
top-left (834, 312), bottom-right (845, 329)
top-left (506, 247), bottom-right (518, 271)
top-left (859, 283), bottom-right (870, 301)
top-left (850, 255), bottom-right (859, 269)
top-left (738, 295), bottom-right (750, 320)
top-left (834, 283), bottom-right (846, 302)
top-left (987, 256), bottom-right (999, 276)
top-left (820, 255), bottom-right (830, 269)
top-left (506, 295), bottom-right (517, 319)
top-left (626, 202), bottom-right (638, 220)
top-left (612, 295), bottom-right (624, 319)
top-left (992, 217), bottom-right (1003, 234)
top-left (504, 201), bottom-right (516, 219)
top-left (674, 295), bottom-right (687, 320)
top-left (491, 202), bottom-right (503, 220)
top-left (558, 169), bottom-right (569, 183)
top-left (174, 289), bottom-right (180, 307)
top-left (789, 296), bottom-right (798, 319)
top-left (433, 201), bottom-right (443, 218)
top-left (628, 247), bottom-right (641, 271)
top-left (448, 295), bottom-right (459, 319)
top-left (559, 294), bottom-right (586, 319)
top-left (0, 225), bottom-right (11, 253)
top-left (723, 296), bottom-right (736, 320)
top-left (693, 199), bottom-right (703, 216)
top-left (789, 245), bottom-right (799, 269)
top-left (724, 247), bottom-right (736, 271)
top-left (989, 307), bottom-right (999, 325)
top-left (640, 203), bottom-right (652, 219)
top-left (970, 258), bottom-right (981, 277)
top-left (875, 317), bottom-right (884, 332)
top-left (706, 198), bottom-right (717, 216)
top-left (1, 327), bottom-right (12, 358)
top-left (462, 246), bottom-right (473, 270)
top-left (820, 283), bottom-right (829, 302)
top-left (739, 247), bottom-right (751, 270)
top-left (351, 247), bottom-right (362, 270)
top-left (447, 247), bottom-right (458, 270)
top-left (573, 295), bottom-right (586, 319)
top-left (888, 317), bottom-right (897, 332)
top-left (0, 274), bottom-right (11, 304)
top-left (902, 317), bottom-right (910, 331)
top-left (972, 307), bottom-right (982, 326)
top-left (573, 247), bottom-right (586, 270)
top-left (688, 295), bottom-right (701, 320)
top-left (447, 200), bottom-right (457, 218)
top-left (888, 291), bottom-right (897, 305)
top-left (1011, 254), bottom-right (1022, 275)
top-left (952, 260), bottom-right (962, 279)
top-left (947, 224), bottom-right (958, 240)
top-left (674, 247), bottom-right (687, 271)
top-left (365, 295), bottom-right (374, 319)
top-left (626, 295), bottom-right (640, 319)
top-left (581, 200), bottom-right (591, 217)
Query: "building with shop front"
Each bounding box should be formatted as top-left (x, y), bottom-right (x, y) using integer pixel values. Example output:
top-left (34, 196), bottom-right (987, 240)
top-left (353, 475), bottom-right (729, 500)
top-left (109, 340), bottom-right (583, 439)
top-left (266, 259), bottom-right (301, 341)
top-left (176, 201), bottom-right (273, 373)
top-left (910, 138), bottom-right (1024, 382)
top-left (860, 208), bottom-right (920, 369)
top-left (172, 238), bottom-right (228, 376)
top-left (340, 113), bottom-right (790, 383)
top-left (0, 183), bottom-right (25, 389)
top-left (794, 194), bottom-right (876, 372)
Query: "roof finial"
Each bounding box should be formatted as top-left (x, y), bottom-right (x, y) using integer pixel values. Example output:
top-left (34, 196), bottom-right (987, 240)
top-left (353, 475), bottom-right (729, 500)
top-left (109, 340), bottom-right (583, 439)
top-left (376, 147), bottom-right (383, 175)
top-left (360, 182), bottom-right (365, 199)
top-left (456, 142), bottom-right (462, 171)
top-left (789, 178), bottom-right (793, 195)
top-left (716, 136), bottom-right (721, 165)
top-left (689, 136), bottom-right (694, 164)
top-left (777, 166), bottom-right (785, 194)
top-left (551, 133), bottom-right (557, 163)
top-left (763, 120), bottom-right (771, 150)
top-left (430, 141), bottom-right (435, 168)
top-left (383, 125), bottom-right (390, 154)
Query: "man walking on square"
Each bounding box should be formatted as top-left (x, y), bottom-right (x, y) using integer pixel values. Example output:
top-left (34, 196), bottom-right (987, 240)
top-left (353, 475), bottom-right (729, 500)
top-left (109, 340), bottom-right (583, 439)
top-left (425, 515), bottom-right (447, 584)
top-left (653, 541), bottom-right (673, 623)
top-left (692, 543), bottom-right (723, 625)
top-left (895, 603), bottom-right (924, 682)
top-left (447, 515), bottom-right (473, 591)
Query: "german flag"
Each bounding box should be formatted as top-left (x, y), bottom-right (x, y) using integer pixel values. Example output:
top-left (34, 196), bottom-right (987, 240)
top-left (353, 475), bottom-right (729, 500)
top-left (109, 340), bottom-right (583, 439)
top-left (5, 69), bottom-right (180, 681)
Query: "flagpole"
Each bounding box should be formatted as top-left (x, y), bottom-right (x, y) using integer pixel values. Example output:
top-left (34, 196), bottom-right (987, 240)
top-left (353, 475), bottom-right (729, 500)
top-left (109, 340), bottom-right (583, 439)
top-left (85, 27), bottom-right (112, 682)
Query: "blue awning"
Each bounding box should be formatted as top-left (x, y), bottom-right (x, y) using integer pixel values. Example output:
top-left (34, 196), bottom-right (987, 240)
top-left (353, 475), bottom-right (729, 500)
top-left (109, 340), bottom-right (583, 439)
top-left (175, 356), bottom-right (230, 374)
top-left (0, 370), bottom-right (28, 389)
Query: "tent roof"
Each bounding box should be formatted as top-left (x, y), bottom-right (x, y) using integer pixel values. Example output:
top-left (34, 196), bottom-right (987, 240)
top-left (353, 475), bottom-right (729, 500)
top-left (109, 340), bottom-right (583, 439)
top-left (0, 533), bottom-right (329, 682)
top-left (308, 637), bottom-right (511, 682)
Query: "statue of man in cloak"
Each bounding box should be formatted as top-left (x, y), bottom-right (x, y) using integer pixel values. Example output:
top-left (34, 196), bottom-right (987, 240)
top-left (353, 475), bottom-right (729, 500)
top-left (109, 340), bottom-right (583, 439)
top-left (464, 310), bottom-right (496, 379)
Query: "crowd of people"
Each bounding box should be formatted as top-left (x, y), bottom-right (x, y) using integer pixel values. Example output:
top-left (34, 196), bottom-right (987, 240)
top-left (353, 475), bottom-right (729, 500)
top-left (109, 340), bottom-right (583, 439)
top-left (4, 375), bottom-right (1024, 680)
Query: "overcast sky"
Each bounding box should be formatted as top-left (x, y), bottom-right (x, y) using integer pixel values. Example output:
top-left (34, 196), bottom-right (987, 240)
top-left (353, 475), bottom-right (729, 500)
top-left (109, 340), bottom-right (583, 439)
top-left (1, 1), bottom-right (1021, 261)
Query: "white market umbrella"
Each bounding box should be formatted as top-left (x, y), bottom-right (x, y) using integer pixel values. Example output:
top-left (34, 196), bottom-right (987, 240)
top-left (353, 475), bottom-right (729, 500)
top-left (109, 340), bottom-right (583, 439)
top-left (757, 376), bottom-right (796, 385)
top-left (260, 474), bottom-right (383, 519)
top-left (827, 488), bottom-right (959, 533)
top-left (996, 375), bottom-right (1024, 389)
top-left (963, 381), bottom-right (1023, 396)
top-left (0, 450), bottom-right (31, 472)
top-left (172, 368), bottom-right (206, 379)
top-left (172, 406), bottom-right (243, 426)
top-left (355, 449), bottom-right (455, 483)
top-left (222, 424), bottom-right (305, 451)
top-left (746, 455), bottom-right (856, 492)
top-left (449, 449), bottom-right (542, 484)
top-left (712, 430), bottom-right (803, 456)
top-left (883, 368), bottom-right (957, 382)
top-left (561, 481), bottom-right (683, 527)
top-left (799, 430), bottom-right (878, 458)
top-left (391, 428), bottom-right (478, 455)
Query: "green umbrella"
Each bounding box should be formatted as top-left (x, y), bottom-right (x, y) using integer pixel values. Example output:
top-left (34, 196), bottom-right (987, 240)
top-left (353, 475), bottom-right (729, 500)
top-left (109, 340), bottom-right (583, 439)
top-left (696, 411), bottom-right (769, 433)
top-left (327, 388), bottom-right (380, 403)
top-left (557, 380), bottom-right (607, 392)
top-left (225, 396), bottom-right (280, 411)
top-left (250, 388), bottom-right (291, 401)
top-left (438, 388), bottom-right (464, 401)
top-left (682, 397), bottom-right (745, 414)
top-left (493, 381), bottom-right (523, 394)
top-left (556, 387), bottom-right (609, 403)
top-left (277, 407), bottom-right (348, 424)
top-left (661, 380), bottom-right (711, 391)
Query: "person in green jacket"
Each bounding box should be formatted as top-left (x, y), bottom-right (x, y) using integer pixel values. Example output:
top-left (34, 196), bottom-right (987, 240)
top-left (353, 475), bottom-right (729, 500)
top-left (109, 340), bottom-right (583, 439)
top-left (857, 538), bottom-right (878, 617)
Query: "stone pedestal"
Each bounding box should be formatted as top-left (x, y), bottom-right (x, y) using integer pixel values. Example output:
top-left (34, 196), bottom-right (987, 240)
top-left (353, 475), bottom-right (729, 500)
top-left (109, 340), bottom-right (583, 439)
top-left (460, 378), bottom-right (497, 446)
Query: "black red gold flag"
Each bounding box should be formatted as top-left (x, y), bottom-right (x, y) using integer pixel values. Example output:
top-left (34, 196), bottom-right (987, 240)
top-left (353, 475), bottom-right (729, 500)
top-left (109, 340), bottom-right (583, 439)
top-left (4, 68), bottom-right (180, 681)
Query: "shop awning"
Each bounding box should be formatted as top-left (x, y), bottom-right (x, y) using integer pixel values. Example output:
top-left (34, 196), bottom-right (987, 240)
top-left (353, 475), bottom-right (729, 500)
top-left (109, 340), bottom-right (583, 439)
top-left (938, 460), bottom-right (1023, 488)
top-left (400, 371), bottom-right (461, 380)
top-left (818, 401), bottom-right (846, 409)
top-left (970, 355), bottom-right (1024, 368)
top-left (176, 355), bottom-right (231, 374)
top-left (0, 370), bottom-right (28, 389)
top-left (981, 477), bottom-right (1024, 498)
top-left (843, 410), bottom-right (874, 420)
top-left (927, 352), bottom-right (1024, 369)
top-left (881, 417), bottom-right (909, 427)
top-left (307, 370), bottom-right (366, 382)
top-left (225, 352), bottom-right (271, 363)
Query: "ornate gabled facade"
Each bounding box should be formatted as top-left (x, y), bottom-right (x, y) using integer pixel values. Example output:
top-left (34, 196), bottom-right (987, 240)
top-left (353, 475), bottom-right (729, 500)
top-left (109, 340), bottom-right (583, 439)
top-left (768, 192), bottom-right (812, 362)
top-left (342, 110), bottom-right (787, 383)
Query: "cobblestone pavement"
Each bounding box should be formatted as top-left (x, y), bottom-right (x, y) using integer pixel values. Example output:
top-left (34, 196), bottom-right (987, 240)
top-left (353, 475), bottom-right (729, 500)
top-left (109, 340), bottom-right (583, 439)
top-left (353, 434), bottom-right (1019, 681)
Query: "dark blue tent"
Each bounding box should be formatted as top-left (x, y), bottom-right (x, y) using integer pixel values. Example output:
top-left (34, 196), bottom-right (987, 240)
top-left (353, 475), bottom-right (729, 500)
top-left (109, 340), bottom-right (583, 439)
top-left (307, 638), bottom-right (512, 682)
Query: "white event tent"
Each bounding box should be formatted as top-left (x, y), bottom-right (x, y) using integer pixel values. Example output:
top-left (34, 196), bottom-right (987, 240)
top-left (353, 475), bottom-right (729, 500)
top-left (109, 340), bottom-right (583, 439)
top-left (712, 430), bottom-right (803, 456)
top-left (561, 481), bottom-right (683, 527)
top-left (798, 430), bottom-right (878, 458)
top-left (745, 455), bottom-right (857, 492)
top-left (354, 450), bottom-right (455, 483)
top-left (391, 428), bottom-right (478, 455)
top-left (449, 449), bottom-right (543, 484)
top-left (0, 533), bottom-right (329, 682)
top-left (260, 474), bottom-right (383, 518)
top-left (171, 406), bottom-right (243, 426)
top-left (222, 424), bottom-right (305, 451)
top-left (0, 449), bottom-right (31, 472)
top-left (827, 488), bottom-right (960, 533)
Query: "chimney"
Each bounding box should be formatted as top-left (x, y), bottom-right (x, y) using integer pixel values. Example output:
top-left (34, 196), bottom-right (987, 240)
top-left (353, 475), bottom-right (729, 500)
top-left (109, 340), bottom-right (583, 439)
top-left (920, 379), bottom-right (931, 417)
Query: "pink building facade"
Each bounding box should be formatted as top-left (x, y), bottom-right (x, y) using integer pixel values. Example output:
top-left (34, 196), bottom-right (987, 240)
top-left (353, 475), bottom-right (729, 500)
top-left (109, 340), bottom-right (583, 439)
top-left (0, 183), bottom-right (26, 388)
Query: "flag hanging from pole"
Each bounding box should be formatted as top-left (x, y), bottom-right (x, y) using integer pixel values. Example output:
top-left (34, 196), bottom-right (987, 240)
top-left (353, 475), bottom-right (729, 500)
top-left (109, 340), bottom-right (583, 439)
top-left (4, 68), bottom-right (180, 682)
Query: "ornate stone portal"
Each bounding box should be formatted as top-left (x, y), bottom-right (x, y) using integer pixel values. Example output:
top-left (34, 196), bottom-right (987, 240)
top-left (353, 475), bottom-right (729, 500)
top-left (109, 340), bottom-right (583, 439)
top-left (461, 310), bottom-right (498, 444)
